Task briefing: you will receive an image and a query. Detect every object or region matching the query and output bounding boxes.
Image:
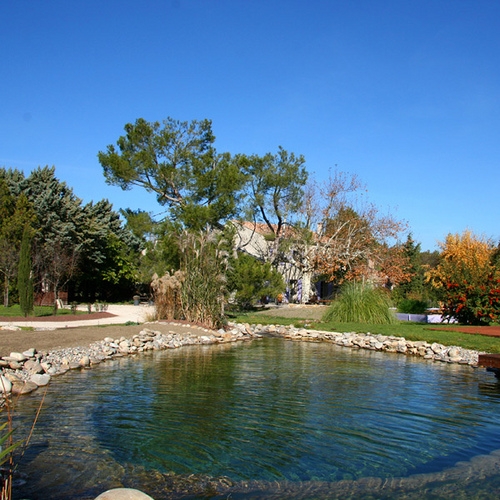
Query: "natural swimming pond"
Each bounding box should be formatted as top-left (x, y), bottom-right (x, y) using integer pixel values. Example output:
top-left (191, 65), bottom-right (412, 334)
top-left (12, 338), bottom-right (500, 499)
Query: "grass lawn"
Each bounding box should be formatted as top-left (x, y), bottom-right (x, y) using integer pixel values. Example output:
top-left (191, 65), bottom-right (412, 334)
top-left (230, 310), bottom-right (500, 354)
top-left (0, 305), bottom-right (81, 318)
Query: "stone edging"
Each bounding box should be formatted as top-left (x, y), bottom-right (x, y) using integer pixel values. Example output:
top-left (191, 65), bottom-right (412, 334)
top-left (0, 321), bottom-right (483, 500)
top-left (0, 322), bottom-right (257, 396)
top-left (1, 322), bottom-right (481, 397)
top-left (253, 323), bottom-right (480, 365)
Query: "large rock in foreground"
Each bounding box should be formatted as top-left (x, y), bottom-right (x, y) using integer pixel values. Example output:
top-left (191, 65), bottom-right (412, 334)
top-left (94, 488), bottom-right (154, 499)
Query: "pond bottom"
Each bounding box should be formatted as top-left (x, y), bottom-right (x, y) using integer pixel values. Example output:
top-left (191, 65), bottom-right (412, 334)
top-left (14, 447), bottom-right (500, 499)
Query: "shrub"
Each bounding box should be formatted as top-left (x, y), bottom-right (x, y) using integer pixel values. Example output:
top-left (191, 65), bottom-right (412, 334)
top-left (323, 281), bottom-right (397, 324)
top-left (151, 229), bottom-right (229, 330)
top-left (397, 299), bottom-right (428, 314)
top-left (151, 270), bottom-right (184, 322)
top-left (426, 231), bottom-right (500, 325)
top-left (227, 252), bottom-right (284, 308)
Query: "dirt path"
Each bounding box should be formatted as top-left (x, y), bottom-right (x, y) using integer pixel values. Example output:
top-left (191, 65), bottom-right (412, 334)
top-left (0, 322), bottom-right (211, 357)
top-left (0, 305), bottom-right (326, 356)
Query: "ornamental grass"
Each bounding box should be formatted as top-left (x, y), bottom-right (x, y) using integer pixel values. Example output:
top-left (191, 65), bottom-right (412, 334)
top-left (323, 281), bottom-right (397, 324)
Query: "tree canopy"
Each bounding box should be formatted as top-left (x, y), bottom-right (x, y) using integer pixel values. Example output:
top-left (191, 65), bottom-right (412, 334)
top-left (98, 118), bottom-right (246, 229)
top-left (0, 166), bottom-right (142, 306)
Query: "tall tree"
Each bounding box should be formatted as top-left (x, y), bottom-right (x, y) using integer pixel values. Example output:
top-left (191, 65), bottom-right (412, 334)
top-left (17, 226), bottom-right (34, 317)
top-left (23, 166), bottom-right (85, 310)
top-left (237, 147), bottom-right (308, 254)
top-left (98, 117), bottom-right (246, 229)
top-left (233, 148), bottom-right (310, 301)
top-left (0, 178), bottom-right (18, 306)
top-left (74, 199), bottom-right (141, 301)
top-left (0, 175), bottom-right (35, 306)
top-left (386, 234), bottom-right (423, 302)
top-left (309, 170), bottom-right (407, 285)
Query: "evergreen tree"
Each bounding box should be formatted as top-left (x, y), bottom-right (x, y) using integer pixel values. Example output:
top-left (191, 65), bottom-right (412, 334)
top-left (236, 147), bottom-right (308, 265)
top-left (0, 173), bottom-right (35, 306)
top-left (98, 117), bottom-right (246, 229)
top-left (18, 226), bottom-right (33, 317)
top-left (396, 234), bottom-right (424, 299)
top-left (23, 166), bottom-right (85, 311)
top-left (74, 199), bottom-right (141, 301)
top-left (227, 252), bottom-right (285, 308)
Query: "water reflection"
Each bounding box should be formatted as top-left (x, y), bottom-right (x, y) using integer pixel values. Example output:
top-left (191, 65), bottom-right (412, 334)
top-left (11, 338), bottom-right (500, 499)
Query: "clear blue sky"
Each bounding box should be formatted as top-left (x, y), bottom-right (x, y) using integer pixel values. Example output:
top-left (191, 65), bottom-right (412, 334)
top-left (2, 0), bottom-right (499, 251)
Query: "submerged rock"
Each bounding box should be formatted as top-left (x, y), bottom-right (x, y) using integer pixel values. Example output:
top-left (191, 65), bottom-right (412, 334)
top-left (94, 488), bottom-right (154, 499)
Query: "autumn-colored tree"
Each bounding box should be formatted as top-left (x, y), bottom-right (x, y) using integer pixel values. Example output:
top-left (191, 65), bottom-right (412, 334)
top-left (426, 230), bottom-right (500, 325)
top-left (307, 171), bottom-right (408, 285)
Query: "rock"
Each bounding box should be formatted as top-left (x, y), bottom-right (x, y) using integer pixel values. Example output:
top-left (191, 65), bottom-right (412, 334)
top-left (396, 341), bottom-right (408, 353)
top-left (9, 352), bottom-right (27, 362)
top-left (79, 356), bottom-right (91, 367)
top-left (0, 375), bottom-right (12, 393)
top-left (24, 359), bottom-right (45, 374)
top-left (22, 348), bottom-right (36, 358)
top-left (94, 488), bottom-right (154, 499)
top-left (119, 341), bottom-right (130, 353)
top-left (30, 373), bottom-right (51, 386)
top-left (4, 373), bottom-right (22, 383)
top-left (431, 343), bottom-right (444, 354)
top-left (11, 380), bottom-right (38, 395)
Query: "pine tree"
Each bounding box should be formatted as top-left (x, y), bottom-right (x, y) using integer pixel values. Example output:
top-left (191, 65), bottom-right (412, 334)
top-left (18, 226), bottom-right (33, 317)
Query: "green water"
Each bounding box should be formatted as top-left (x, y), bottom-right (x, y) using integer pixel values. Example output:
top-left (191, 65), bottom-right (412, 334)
top-left (12, 338), bottom-right (500, 499)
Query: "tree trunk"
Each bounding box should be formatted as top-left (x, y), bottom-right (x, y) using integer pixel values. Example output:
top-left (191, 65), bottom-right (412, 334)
top-left (3, 273), bottom-right (9, 308)
top-left (18, 227), bottom-right (34, 317)
top-left (53, 284), bottom-right (59, 315)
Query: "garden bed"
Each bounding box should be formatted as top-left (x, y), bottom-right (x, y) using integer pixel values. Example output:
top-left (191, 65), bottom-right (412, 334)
top-left (430, 325), bottom-right (500, 337)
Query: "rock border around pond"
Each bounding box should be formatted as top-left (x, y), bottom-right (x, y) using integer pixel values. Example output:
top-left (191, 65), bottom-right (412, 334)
top-left (0, 322), bottom-right (483, 500)
top-left (262, 324), bottom-right (480, 365)
top-left (1, 322), bottom-right (480, 397)
top-left (0, 322), bottom-right (258, 396)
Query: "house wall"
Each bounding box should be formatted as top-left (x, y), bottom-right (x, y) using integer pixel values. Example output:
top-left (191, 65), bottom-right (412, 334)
top-left (232, 221), bottom-right (317, 304)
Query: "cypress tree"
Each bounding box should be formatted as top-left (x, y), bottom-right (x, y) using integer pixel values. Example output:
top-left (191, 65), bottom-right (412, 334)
top-left (18, 226), bottom-right (33, 317)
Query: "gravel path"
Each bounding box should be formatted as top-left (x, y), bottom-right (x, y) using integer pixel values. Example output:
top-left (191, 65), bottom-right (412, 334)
top-left (0, 304), bottom-right (327, 357)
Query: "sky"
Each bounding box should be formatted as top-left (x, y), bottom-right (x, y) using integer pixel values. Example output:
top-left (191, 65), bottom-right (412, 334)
top-left (1, 0), bottom-right (499, 251)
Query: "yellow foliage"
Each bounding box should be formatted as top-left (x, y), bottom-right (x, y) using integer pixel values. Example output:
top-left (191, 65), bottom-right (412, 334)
top-left (426, 230), bottom-right (497, 287)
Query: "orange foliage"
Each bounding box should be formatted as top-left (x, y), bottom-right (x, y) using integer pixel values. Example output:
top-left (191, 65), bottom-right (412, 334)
top-left (426, 230), bottom-right (500, 324)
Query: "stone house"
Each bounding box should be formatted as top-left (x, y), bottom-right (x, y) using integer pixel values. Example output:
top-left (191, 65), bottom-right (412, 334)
top-left (231, 221), bottom-right (320, 304)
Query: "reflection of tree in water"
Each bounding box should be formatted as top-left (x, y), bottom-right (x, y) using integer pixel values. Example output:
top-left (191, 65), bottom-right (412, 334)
top-left (146, 341), bottom-right (312, 479)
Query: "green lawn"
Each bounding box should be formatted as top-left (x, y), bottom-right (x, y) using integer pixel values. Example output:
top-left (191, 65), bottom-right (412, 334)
top-left (0, 305), bottom-right (80, 318)
top-left (230, 311), bottom-right (500, 354)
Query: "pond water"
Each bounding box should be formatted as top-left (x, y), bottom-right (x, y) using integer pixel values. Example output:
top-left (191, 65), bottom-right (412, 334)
top-left (11, 338), bottom-right (500, 499)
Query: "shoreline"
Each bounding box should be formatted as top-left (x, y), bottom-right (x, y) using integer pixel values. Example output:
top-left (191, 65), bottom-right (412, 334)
top-left (1, 321), bottom-right (481, 398)
top-left (1, 321), bottom-right (489, 500)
